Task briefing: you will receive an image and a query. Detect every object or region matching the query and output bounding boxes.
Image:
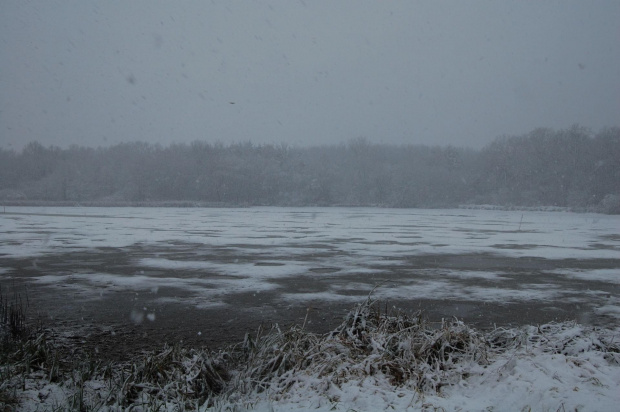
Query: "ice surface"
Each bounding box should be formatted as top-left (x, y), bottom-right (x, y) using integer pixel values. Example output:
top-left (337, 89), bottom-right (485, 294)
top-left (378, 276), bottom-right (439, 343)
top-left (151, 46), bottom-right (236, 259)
top-left (1, 207), bottom-right (618, 260)
top-left (2, 207), bottom-right (619, 309)
top-left (549, 268), bottom-right (620, 284)
top-left (139, 257), bottom-right (310, 278)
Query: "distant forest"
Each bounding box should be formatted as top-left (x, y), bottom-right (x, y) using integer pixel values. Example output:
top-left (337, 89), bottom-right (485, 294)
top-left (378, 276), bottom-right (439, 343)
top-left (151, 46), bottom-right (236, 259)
top-left (1, 125), bottom-right (619, 214)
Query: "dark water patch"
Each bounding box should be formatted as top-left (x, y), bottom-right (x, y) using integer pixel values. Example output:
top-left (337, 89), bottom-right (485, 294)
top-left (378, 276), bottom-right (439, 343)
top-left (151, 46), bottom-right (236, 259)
top-left (0, 240), bottom-right (25, 246)
top-left (491, 243), bottom-right (540, 249)
top-left (334, 289), bottom-right (371, 297)
top-left (308, 267), bottom-right (340, 274)
top-left (254, 262), bottom-right (286, 267)
top-left (228, 243), bottom-right (284, 250)
top-left (184, 231), bottom-right (221, 237)
top-left (400, 254), bottom-right (620, 272)
top-left (588, 243), bottom-right (619, 250)
top-left (358, 240), bottom-right (426, 246)
top-left (330, 237), bottom-right (367, 243)
top-left (246, 234), bottom-right (289, 239)
top-left (598, 234), bottom-right (620, 242)
top-left (273, 277), bottom-right (332, 294)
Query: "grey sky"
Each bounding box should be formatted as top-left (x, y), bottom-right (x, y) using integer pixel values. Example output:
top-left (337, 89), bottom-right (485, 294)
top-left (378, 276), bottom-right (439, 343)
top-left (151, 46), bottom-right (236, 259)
top-left (1, 1), bottom-right (618, 151)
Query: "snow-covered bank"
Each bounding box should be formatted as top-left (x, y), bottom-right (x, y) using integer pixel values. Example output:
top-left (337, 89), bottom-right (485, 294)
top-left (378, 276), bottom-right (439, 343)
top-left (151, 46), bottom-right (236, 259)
top-left (7, 300), bottom-right (620, 412)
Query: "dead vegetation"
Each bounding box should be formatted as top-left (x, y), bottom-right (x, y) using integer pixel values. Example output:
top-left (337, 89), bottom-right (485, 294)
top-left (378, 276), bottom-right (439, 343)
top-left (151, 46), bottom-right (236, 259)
top-left (1, 296), bottom-right (619, 411)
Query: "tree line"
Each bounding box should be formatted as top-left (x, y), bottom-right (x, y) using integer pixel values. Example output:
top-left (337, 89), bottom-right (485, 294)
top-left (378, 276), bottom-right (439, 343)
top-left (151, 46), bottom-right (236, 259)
top-left (1, 125), bottom-right (618, 213)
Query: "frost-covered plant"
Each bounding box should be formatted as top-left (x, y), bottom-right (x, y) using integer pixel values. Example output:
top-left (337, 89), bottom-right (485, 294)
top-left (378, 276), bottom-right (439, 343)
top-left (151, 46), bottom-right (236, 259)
top-left (4, 298), bottom-right (620, 411)
top-left (220, 297), bottom-right (488, 400)
top-left (110, 344), bottom-right (230, 409)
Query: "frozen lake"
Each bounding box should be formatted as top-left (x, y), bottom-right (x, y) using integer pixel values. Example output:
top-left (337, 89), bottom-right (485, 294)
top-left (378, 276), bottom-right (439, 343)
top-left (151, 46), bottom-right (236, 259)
top-left (1, 207), bottom-right (619, 358)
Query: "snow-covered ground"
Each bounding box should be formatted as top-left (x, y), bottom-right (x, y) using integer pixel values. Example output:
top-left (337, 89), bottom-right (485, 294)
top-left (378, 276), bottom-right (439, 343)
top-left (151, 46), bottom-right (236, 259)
top-left (236, 325), bottom-right (620, 411)
top-left (1, 207), bottom-right (619, 410)
top-left (13, 310), bottom-right (620, 412)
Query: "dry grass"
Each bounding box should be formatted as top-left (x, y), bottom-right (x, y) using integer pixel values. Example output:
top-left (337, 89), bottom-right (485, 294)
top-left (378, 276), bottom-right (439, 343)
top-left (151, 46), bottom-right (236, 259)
top-left (223, 297), bottom-right (488, 399)
top-left (0, 287), bottom-right (28, 346)
top-left (1, 289), bottom-right (34, 411)
top-left (1, 296), bottom-right (618, 411)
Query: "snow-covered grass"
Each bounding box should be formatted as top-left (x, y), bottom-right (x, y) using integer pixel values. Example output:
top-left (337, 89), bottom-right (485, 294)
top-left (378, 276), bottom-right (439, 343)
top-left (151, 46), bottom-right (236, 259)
top-left (4, 298), bottom-right (620, 411)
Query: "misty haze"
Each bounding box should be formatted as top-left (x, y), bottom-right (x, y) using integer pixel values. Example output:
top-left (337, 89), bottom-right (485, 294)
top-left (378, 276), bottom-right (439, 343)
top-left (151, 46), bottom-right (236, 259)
top-left (1, 1), bottom-right (619, 411)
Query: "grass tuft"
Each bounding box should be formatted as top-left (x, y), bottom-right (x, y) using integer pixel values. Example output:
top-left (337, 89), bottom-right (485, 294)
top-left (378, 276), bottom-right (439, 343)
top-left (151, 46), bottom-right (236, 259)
top-left (1, 295), bottom-right (619, 410)
top-left (0, 287), bottom-right (28, 346)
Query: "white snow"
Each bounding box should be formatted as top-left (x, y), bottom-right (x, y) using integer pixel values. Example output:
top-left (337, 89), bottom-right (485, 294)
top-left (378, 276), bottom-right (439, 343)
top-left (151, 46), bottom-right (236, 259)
top-left (594, 297), bottom-right (620, 319)
top-left (30, 271), bottom-right (279, 308)
top-left (215, 323), bottom-right (620, 412)
top-left (549, 268), bottom-right (620, 284)
top-left (1, 207), bottom-right (618, 260)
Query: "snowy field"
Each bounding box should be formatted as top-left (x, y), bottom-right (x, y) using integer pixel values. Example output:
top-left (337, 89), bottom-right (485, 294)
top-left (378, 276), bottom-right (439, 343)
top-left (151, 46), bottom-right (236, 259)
top-left (1, 206), bottom-right (619, 411)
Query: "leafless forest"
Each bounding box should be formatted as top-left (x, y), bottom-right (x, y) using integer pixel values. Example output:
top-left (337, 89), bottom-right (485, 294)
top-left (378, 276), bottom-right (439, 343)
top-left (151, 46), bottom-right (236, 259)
top-left (2, 126), bottom-right (618, 213)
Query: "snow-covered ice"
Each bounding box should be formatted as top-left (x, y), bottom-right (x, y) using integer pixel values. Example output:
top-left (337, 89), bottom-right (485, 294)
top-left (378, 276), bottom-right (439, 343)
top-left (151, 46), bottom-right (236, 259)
top-left (1, 206), bottom-right (618, 317)
top-left (1, 207), bottom-right (618, 259)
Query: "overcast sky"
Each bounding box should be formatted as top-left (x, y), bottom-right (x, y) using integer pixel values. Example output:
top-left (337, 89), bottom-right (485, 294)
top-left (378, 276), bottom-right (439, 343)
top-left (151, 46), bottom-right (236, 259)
top-left (1, 1), bottom-right (618, 151)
